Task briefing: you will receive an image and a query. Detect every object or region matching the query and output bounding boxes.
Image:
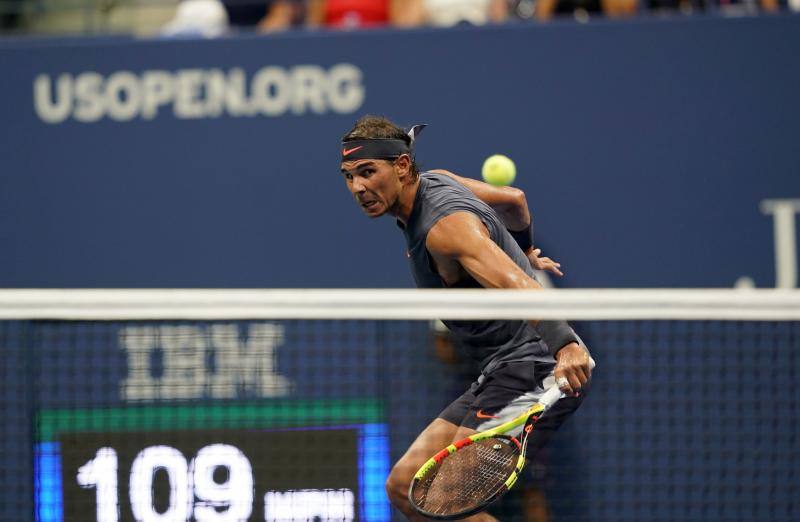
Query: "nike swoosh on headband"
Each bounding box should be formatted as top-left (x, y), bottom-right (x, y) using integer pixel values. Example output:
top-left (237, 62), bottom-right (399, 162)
top-left (342, 145), bottom-right (364, 156)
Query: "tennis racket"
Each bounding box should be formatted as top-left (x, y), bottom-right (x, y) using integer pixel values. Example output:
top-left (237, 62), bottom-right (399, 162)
top-left (408, 359), bottom-right (594, 519)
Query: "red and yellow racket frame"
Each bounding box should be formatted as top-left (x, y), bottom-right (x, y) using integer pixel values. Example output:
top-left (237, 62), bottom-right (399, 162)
top-left (409, 359), bottom-right (594, 519)
top-left (408, 400), bottom-right (550, 519)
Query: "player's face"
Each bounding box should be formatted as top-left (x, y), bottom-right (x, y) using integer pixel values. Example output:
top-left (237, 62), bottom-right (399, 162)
top-left (340, 159), bottom-right (402, 218)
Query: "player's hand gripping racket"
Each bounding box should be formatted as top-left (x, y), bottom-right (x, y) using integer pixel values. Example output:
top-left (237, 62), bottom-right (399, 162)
top-left (408, 358), bottom-right (594, 520)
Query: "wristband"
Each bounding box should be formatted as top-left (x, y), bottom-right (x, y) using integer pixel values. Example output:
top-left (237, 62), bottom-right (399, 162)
top-left (536, 320), bottom-right (579, 356)
top-left (508, 225), bottom-right (533, 252)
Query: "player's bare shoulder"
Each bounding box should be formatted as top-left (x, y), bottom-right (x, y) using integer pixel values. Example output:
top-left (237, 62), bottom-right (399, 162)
top-left (425, 212), bottom-right (490, 259)
top-left (423, 213), bottom-right (487, 286)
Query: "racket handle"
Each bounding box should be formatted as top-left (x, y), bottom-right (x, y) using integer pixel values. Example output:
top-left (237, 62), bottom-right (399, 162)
top-left (538, 385), bottom-right (564, 409)
top-left (539, 357), bottom-right (596, 409)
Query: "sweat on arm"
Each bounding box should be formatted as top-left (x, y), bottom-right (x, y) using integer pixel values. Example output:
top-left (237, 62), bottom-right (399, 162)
top-left (426, 211), bottom-right (581, 360)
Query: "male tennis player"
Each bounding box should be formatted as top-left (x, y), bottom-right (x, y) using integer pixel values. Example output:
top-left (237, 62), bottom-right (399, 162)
top-left (340, 115), bottom-right (593, 521)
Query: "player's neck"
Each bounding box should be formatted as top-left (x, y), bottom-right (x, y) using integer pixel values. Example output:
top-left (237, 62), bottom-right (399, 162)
top-left (391, 178), bottom-right (421, 225)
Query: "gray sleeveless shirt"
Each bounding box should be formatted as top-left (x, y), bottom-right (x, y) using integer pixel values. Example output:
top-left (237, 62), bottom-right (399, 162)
top-left (397, 172), bottom-right (550, 373)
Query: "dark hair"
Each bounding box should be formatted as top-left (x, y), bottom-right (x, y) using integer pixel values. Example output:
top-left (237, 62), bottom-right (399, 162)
top-left (342, 115), bottom-right (421, 179)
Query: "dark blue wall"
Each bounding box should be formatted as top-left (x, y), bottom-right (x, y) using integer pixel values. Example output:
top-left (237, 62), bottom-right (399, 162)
top-left (2, 17), bottom-right (799, 522)
top-left (1, 16), bottom-right (799, 289)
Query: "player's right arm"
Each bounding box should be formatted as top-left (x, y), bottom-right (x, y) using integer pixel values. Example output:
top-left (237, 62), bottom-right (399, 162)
top-left (426, 212), bottom-right (591, 393)
top-left (430, 169), bottom-right (563, 277)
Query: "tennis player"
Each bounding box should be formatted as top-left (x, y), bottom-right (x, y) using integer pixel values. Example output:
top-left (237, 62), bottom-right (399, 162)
top-left (340, 115), bottom-right (593, 521)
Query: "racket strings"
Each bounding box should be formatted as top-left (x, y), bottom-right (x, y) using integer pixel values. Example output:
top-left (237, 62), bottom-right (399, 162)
top-left (414, 437), bottom-right (519, 516)
top-left (439, 443), bottom-right (516, 512)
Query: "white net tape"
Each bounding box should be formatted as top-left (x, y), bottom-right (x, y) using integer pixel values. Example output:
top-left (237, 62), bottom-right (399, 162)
top-left (0, 288), bottom-right (799, 320)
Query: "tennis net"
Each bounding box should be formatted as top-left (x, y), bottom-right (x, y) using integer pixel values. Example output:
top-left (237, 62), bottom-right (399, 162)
top-left (1, 289), bottom-right (798, 522)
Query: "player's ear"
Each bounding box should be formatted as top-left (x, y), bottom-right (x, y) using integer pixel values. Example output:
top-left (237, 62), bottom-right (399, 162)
top-left (394, 154), bottom-right (412, 181)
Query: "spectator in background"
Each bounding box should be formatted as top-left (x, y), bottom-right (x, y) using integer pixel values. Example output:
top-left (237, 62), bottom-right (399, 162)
top-left (645, 0), bottom-right (779, 16)
top-left (162, 0), bottom-right (230, 37)
top-left (645, 0), bottom-right (703, 15)
top-left (714, 0), bottom-right (779, 14)
top-left (305, 0), bottom-right (415, 29)
top-left (221, 0), bottom-right (304, 32)
top-left (1, 0), bottom-right (22, 31)
top-left (534, 0), bottom-right (637, 20)
top-left (401, 0), bottom-right (509, 26)
top-left (505, 0), bottom-right (636, 21)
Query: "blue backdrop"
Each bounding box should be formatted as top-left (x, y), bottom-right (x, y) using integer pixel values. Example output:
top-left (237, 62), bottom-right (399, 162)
top-left (1, 15), bottom-right (799, 289)
top-left (1, 16), bottom-right (800, 521)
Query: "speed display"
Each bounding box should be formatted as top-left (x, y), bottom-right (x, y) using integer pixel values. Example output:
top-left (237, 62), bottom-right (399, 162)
top-left (61, 429), bottom-right (360, 522)
top-left (34, 399), bottom-right (390, 522)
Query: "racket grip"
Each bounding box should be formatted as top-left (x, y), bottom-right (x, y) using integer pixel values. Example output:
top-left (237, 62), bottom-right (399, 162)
top-left (540, 357), bottom-right (596, 409)
top-left (538, 385), bottom-right (564, 409)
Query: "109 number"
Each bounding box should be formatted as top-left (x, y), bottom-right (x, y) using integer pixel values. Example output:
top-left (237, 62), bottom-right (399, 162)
top-left (78, 444), bottom-right (254, 522)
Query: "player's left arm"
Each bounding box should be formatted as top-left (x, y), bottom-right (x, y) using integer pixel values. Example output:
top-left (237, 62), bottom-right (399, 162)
top-left (426, 212), bottom-right (591, 393)
top-left (430, 169), bottom-right (563, 277)
top-left (429, 169), bottom-right (530, 230)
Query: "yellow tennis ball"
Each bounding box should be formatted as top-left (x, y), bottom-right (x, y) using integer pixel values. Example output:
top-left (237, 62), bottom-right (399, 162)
top-left (481, 154), bottom-right (516, 186)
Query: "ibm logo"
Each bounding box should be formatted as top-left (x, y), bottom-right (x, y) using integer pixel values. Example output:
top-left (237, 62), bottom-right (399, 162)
top-left (120, 323), bottom-right (291, 401)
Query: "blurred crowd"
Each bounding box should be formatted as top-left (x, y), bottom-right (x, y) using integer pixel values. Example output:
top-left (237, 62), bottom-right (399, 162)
top-left (0, 0), bottom-right (796, 37)
top-left (163, 0), bottom-right (795, 37)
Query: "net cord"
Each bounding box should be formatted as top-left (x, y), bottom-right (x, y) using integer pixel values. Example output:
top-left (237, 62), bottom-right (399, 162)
top-left (0, 289), bottom-right (798, 321)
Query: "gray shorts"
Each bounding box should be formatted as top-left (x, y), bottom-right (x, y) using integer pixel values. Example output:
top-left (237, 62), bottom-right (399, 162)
top-left (437, 359), bottom-right (586, 449)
